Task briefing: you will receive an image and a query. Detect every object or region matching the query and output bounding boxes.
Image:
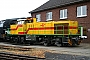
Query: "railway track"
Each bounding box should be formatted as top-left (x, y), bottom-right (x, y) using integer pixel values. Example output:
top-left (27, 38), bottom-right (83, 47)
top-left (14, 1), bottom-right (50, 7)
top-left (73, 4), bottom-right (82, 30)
top-left (0, 42), bottom-right (47, 60)
top-left (0, 52), bottom-right (45, 60)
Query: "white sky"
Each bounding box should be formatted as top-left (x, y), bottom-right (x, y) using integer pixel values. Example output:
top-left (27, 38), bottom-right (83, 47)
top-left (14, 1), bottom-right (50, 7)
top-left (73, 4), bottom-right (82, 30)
top-left (0, 0), bottom-right (49, 20)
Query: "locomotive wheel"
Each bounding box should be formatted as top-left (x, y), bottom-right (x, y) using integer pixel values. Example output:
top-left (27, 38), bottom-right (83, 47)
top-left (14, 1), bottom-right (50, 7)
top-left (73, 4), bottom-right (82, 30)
top-left (43, 42), bottom-right (49, 46)
top-left (14, 37), bottom-right (19, 44)
top-left (10, 37), bottom-right (13, 43)
top-left (20, 36), bottom-right (25, 44)
top-left (43, 38), bottom-right (51, 46)
top-left (55, 42), bottom-right (61, 47)
top-left (12, 37), bottom-right (18, 44)
top-left (68, 39), bottom-right (76, 46)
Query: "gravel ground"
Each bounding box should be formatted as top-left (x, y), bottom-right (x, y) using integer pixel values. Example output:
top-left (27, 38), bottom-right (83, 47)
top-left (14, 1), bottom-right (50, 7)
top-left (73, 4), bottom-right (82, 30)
top-left (45, 52), bottom-right (90, 60)
top-left (0, 42), bottom-right (90, 60)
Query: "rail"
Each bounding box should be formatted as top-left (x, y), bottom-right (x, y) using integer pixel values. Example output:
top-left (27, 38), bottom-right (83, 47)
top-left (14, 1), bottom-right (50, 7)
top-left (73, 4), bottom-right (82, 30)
top-left (0, 52), bottom-right (45, 60)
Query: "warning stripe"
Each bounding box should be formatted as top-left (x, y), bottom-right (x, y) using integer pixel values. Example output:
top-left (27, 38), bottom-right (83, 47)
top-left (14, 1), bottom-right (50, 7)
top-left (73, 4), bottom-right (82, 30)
top-left (69, 26), bottom-right (77, 29)
top-left (25, 26), bottom-right (77, 34)
top-left (11, 25), bottom-right (77, 30)
top-left (25, 27), bottom-right (54, 34)
top-left (11, 25), bottom-right (23, 30)
top-left (29, 27), bottom-right (54, 30)
top-left (18, 32), bottom-right (25, 34)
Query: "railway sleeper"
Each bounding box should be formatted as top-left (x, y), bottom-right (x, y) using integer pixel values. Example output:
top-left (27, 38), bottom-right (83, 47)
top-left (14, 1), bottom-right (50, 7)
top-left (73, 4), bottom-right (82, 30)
top-left (0, 53), bottom-right (44, 60)
top-left (0, 57), bottom-right (14, 60)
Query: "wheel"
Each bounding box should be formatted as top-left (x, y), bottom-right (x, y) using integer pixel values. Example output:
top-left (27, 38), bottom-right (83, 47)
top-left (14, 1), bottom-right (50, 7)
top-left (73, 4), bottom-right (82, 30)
top-left (13, 37), bottom-right (19, 44)
top-left (55, 42), bottom-right (61, 47)
top-left (43, 42), bottom-right (49, 46)
top-left (43, 37), bottom-right (51, 46)
top-left (10, 37), bottom-right (16, 43)
top-left (15, 37), bottom-right (18, 43)
top-left (20, 36), bottom-right (25, 44)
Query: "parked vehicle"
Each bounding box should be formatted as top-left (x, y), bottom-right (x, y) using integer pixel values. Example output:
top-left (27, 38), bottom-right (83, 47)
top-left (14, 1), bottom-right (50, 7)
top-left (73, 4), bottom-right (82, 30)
top-left (0, 17), bottom-right (87, 46)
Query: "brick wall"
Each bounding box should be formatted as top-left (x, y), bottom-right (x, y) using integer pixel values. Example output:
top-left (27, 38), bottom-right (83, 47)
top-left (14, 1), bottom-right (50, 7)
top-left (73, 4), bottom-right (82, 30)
top-left (31, 2), bottom-right (90, 43)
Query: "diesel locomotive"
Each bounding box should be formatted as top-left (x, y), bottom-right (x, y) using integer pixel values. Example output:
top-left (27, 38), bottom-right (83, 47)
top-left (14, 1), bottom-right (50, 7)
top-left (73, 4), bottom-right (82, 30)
top-left (0, 17), bottom-right (87, 46)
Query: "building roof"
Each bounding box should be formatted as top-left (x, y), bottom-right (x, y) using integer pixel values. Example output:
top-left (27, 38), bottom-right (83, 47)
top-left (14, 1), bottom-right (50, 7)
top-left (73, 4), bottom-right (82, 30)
top-left (29, 0), bottom-right (89, 13)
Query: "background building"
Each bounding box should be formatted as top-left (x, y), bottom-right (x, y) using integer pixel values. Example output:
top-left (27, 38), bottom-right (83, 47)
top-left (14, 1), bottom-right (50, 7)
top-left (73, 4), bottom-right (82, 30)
top-left (29, 0), bottom-right (90, 43)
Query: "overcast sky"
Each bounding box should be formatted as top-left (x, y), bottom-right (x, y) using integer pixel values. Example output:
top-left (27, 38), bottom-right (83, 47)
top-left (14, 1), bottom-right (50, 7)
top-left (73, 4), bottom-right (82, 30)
top-left (0, 0), bottom-right (49, 20)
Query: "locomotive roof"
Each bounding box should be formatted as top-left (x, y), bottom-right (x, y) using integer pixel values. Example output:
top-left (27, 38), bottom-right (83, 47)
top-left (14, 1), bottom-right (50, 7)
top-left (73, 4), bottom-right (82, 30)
top-left (6, 17), bottom-right (26, 21)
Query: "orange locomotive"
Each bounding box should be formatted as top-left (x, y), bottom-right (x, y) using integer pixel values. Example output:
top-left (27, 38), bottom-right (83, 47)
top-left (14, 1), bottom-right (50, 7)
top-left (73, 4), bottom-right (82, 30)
top-left (6, 17), bottom-right (87, 46)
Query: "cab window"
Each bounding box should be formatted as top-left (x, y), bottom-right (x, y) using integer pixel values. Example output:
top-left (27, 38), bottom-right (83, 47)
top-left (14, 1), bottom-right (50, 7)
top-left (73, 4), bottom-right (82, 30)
top-left (24, 20), bottom-right (33, 24)
top-left (18, 21), bottom-right (24, 24)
